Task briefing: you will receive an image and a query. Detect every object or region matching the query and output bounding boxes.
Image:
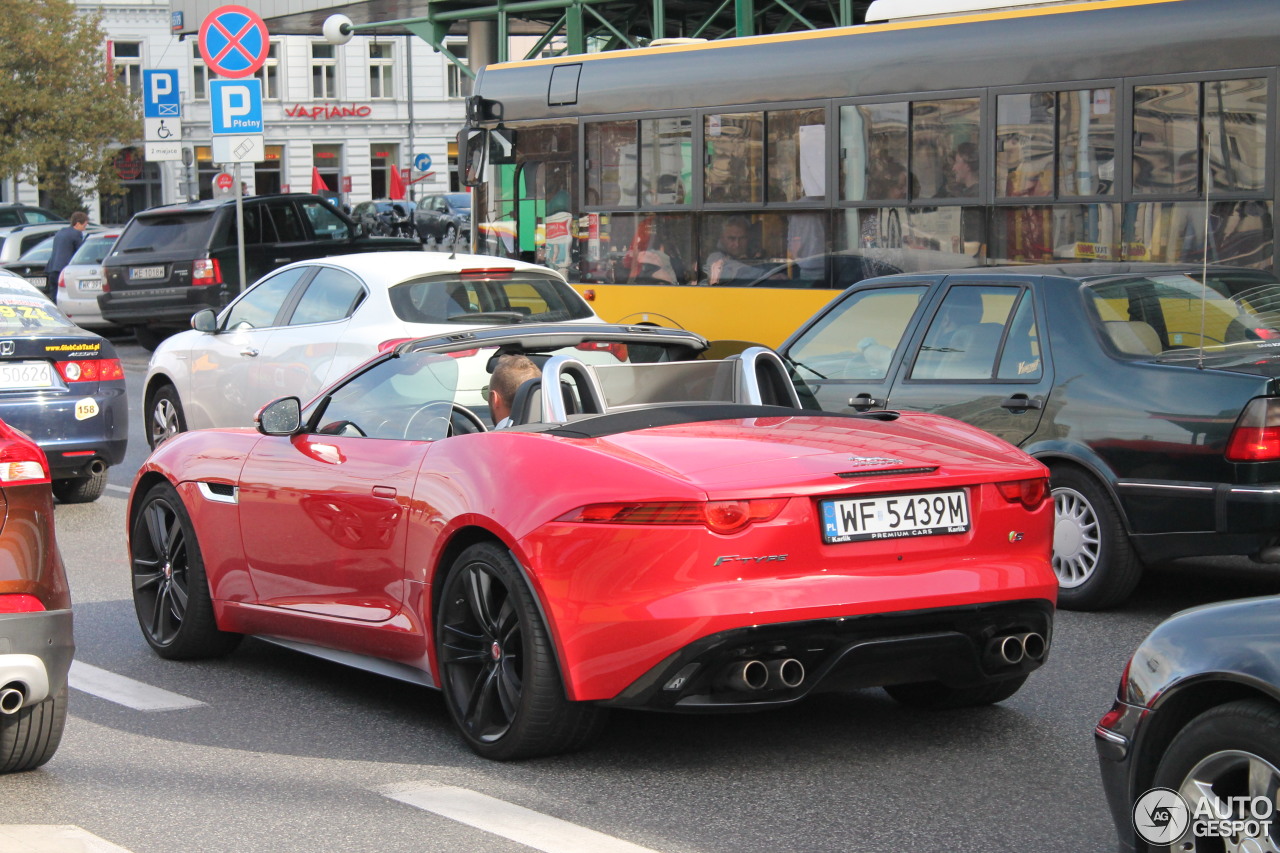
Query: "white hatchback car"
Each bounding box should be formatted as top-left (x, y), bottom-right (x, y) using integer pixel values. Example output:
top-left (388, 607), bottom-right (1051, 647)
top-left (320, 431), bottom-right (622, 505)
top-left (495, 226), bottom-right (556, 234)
top-left (143, 251), bottom-right (602, 446)
top-left (56, 230), bottom-right (121, 331)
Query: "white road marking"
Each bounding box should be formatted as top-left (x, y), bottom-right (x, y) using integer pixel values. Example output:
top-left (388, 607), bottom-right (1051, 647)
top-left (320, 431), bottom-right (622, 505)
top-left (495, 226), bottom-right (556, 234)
top-left (380, 783), bottom-right (664, 853)
top-left (0, 825), bottom-right (134, 852)
top-left (68, 661), bottom-right (204, 711)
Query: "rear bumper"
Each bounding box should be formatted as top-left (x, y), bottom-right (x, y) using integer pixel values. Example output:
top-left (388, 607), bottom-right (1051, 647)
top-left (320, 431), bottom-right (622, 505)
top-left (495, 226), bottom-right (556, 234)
top-left (0, 610), bottom-right (74, 710)
top-left (98, 284), bottom-right (229, 328)
top-left (1095, 697), bottom-right (1145, 853)
top-left (602, 599), bottom-right (1053, 711)
top-left (0, 387), bottom-right (129, 476)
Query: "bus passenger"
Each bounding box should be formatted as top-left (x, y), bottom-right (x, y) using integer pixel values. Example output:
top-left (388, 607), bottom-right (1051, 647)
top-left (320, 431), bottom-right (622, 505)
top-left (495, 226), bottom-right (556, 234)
top-left (944, 142), bottom-right (980, 198)
top-left (706, 216), bottom-right (758, 285)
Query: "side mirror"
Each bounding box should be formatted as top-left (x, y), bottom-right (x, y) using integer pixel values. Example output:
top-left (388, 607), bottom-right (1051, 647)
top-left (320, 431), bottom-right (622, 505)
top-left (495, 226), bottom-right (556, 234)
top-left (256, 397), bottom-right (302, 436)
top-left (191, 309), bottom-right (218, 333)
top-left (460, 128), bottom-right (488, 188)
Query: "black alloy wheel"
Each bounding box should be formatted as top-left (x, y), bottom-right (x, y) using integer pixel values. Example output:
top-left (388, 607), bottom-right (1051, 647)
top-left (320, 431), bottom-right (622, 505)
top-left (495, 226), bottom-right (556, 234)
top-left (130, 482), bottom-right (240, 659)
top-left (436, 542), bottom-right (605, 760)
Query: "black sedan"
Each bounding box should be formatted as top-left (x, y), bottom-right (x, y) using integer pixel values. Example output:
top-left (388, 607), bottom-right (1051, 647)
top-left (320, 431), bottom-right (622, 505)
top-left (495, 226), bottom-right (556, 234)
top-left (0, 278), bottom-right (126, 502)
top-left (1095, 598), bottom-right (1280, 852)
top-left (413, 192), bottom-right (470, 246)
top-left (779, 263), bottom-right (1280, 610)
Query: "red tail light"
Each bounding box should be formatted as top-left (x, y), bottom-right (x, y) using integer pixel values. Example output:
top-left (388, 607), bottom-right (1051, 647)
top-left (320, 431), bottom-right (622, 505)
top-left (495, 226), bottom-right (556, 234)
top-left (0, 436), bottom-right (49, 485)
top-left (459, 268), bottom-right (513, 279)
top-left (193, 258), bottom-right (221, 286)
top-left (0, 594), bottom-right (46, 613)
top-left (1227, 398), bottom-right (1280, 462)
top-left (996, 477), bottom-right (1049, 509)
top-left (575, 341), bottom-right (629, 362)
top-left (55, 358), bottom-right (125, 382)
top-left (558, 498), bottom-right (786, 534)
top-left (58, 271), bottom-right (67, 289)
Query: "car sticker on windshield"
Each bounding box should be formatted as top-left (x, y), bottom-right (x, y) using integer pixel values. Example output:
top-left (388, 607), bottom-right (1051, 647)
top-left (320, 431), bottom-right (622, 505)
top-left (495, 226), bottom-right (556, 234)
top-left (75, 398), bottom-right (99, 420)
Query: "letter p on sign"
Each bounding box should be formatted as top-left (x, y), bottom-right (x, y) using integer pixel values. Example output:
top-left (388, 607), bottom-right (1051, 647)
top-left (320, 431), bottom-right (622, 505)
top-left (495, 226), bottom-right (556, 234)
top-left (209, 78), bottom-right (263, 135)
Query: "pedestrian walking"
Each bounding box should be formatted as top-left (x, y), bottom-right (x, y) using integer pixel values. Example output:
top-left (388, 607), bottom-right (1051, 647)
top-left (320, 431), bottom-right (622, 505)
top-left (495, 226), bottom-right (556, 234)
top-left (45, 211), bottom-right (89, 301)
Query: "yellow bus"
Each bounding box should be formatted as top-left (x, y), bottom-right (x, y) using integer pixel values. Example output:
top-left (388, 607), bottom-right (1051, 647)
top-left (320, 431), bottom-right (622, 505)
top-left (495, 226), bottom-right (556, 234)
top-left (461, 0), bottom-right (1275, 346)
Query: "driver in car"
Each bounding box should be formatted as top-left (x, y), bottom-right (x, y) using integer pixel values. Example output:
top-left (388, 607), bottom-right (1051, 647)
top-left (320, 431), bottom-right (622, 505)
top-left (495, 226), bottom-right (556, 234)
top-left (487, 354), bottom-right (542, 428)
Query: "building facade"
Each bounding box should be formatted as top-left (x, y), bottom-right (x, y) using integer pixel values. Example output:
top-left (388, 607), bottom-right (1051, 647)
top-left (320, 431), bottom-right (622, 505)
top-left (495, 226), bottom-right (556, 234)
top-left (4, 0), bottom-right (468, 223)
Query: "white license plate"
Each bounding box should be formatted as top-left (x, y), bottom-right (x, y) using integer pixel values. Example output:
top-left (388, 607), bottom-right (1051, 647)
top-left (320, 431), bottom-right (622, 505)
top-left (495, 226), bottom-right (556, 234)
top-left (0, 362), bottom-right (53, 390)
top-left (76, 279), bottom-right (103, 292)
top-left (129, 266), bottom-right (165, 280)
top-left (25, 277), bottom-right (44, 287)
top-left (820, 490), bottom-right (969, 543)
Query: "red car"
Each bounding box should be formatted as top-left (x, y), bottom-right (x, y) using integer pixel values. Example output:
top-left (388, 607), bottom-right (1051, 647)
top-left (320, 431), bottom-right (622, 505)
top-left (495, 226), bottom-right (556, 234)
top-left (127, 324), bottom-right (1056, 759)
top-left (0, 419), bottom-right (73, 773)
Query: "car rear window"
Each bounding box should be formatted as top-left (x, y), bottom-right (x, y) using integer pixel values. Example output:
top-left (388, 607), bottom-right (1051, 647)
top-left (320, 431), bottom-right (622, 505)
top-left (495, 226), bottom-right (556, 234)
top-left (0, 290), bottom-right (75, 330)
top-left (113, 214), bottom-right (216, 256)
top-left (388, 275), bottom-right (594, 325)
top-left (69, 235), bottom-right (118, 265)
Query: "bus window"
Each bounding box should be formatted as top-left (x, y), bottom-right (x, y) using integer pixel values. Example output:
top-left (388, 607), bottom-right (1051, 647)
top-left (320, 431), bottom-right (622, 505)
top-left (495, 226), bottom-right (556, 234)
top-left (640, 116), bottom-right (692, 206)
top-left (1059, 88), bottom-right (1116, 197)
top-left (1133, 82), bottom-right (1199, 195)
top-left (767, 107), bottom-right (826, 202)
top-left (912, 97), bottom-right (980, 201)
top-left (1208, 78), bottom-right (1267, 193)
top-left (586, 120), bottom-right (638, 208)
top-left (840, 102), bottom-right (909, 202)
top-left (996, 93), bottom-right (1054, 198)
top-left (582, 212), bottom-right (694, 284)
top-left (704, 112), bottom-right (764, 203)
top-left (1123, 200), bottom-right (1274, 269)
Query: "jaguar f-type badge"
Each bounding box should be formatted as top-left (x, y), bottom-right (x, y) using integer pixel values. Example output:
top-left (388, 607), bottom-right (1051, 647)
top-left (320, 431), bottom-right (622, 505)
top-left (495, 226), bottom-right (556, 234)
top-left (846, 456), bottom-right (903, 467)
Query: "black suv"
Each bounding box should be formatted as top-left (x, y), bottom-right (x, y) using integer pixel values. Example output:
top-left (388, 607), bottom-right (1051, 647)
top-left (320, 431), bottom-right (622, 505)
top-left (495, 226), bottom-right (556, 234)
top-left (99, 194), bottom-right (419, 348)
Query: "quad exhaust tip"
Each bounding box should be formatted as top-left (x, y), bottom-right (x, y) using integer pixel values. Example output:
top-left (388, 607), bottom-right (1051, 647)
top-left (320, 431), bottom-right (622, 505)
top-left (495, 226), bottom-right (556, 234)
top-left (984, 632), bottom-right (1047, 668)
top-left (720, 658), bottom-right (805, 692)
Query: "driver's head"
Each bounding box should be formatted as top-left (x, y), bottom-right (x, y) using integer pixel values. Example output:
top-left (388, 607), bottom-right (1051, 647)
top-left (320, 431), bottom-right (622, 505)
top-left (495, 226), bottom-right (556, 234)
top-left (488, 354), bottom-right (541, 423)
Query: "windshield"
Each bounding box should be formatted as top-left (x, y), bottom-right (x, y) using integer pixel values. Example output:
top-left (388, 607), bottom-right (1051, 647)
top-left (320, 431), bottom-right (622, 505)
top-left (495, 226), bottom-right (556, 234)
top-left (17, 237), bottom-right (54, 262)
top-left (0, 288), bottom-right (75, 330)
top-left (304, 350), bottom-right (460, 442)
top-left (388, 274), bottom-right (593, 325)
top-left (1085, 273), bottom-right (1280, 358)
top-left (445, 193), bottom-right (472, 212)
top-left (69, 235), bottom-right (117, 265)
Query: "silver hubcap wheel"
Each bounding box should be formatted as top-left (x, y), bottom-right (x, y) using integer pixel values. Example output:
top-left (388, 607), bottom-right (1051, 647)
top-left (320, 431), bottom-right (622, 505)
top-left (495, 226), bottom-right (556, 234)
top-left (152, 398), bottom-right (180, 444)
top-left (1052, 486), bottom-right (1099, 589)
top-left (1174, 750), bottom-right (1280, 852)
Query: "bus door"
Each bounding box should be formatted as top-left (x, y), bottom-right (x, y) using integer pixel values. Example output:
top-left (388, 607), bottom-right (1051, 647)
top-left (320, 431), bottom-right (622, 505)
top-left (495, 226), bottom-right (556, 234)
top-left (886, 277), bottom-right (1052, 447)
top-left (509, 124), bottom-right (576, 273)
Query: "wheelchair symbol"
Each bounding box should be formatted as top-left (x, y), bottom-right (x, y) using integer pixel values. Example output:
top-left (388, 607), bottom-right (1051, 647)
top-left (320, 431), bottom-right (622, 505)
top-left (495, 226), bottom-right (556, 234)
top-left (156, 121), bottom-right (172, 139)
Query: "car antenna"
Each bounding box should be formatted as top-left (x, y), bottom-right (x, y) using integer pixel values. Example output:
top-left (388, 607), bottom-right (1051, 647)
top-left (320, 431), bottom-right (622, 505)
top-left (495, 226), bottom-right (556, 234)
top-left (1198, 125), bottom-right (1211, 370)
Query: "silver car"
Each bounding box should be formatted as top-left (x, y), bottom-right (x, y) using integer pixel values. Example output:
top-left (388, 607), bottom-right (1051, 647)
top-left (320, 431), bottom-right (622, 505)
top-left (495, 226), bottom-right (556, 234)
top-left (55, 231), bottom-right (120, 331)
top-left (142, 251), bottom-right (601, 447)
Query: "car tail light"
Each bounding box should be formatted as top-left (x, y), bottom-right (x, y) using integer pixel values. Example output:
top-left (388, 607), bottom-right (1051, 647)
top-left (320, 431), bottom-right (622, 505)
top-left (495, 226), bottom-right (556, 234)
top-left (1255, 328), bottom-right (1280, 340)
top-left (576, 341), bottom-right (629, 362)
top-left (459, 268), bottom-right (514, 279)
top-left (55, 359), bottom-right (124, 383)
top-left (0, 437), bottom-right (49, 485)
top-left (0, 594), bottom-right (46, 613)
top-left (995, 477), bottom-right (1049, 509)
top-left (558, 498), bottom-right (786, 534)
top-left (1226, 397), bottom-right (1280, 462)
top-left (58, 271), bottom-right (66, 289)
top-left (193, 258), bottom-right (221, 286)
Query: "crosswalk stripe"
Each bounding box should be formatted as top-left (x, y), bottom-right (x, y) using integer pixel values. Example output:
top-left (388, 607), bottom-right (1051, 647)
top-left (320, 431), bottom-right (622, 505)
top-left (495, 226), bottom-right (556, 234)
top-left (380, 783), bottom-right (664, 853)
top-left (0, 825), bottom-right (134, 852)
top-left (68, 661), bottom-right (204, 711)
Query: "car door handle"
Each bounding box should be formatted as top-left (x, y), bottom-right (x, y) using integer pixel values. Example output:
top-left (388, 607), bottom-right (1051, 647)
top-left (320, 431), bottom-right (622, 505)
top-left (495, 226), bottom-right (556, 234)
top-left (240, 348), bottom-right (259, 358)
top-left (274, 257), bottom-right (291, 263)
top-left (372, 486), bottom-right (397, 498)
top-left (1001, 394), bottom-right (1044, 411)
top-left (849, 393), bottom-right (884, 411)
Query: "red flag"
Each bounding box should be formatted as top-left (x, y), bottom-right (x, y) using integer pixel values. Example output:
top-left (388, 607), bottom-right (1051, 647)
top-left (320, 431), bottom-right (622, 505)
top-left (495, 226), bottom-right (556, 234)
top-left (389, 166), bottom-right (406, 200)
top-left (311, 167), bottom-right (330, 194)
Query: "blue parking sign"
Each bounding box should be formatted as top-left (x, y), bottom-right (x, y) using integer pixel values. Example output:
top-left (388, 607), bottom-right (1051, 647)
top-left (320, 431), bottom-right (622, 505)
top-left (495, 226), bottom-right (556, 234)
top-left (142, 70), bottom-right (181, 119)
top-left (209, 79), bottom-right (263, 135)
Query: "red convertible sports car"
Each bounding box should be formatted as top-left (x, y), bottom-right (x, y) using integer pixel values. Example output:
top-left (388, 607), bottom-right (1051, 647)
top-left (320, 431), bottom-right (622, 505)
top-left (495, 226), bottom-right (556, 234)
top-left (127, 324), bottom-right (1057, 759)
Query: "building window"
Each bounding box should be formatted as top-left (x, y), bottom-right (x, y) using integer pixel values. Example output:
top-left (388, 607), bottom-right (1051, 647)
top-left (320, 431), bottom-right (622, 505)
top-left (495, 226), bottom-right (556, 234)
top-left (255, 42), bottom-right (281, 100)
top-left (369, 42), bottom-right (394, 100)
top-left (112, 41), bottom-right (143, 99)
top-left (311, 43), bottom-right (338, 100)
top-left (446, 41), bottom-right (472, 99)
top-left (191, 40), bottom-right (207, 101)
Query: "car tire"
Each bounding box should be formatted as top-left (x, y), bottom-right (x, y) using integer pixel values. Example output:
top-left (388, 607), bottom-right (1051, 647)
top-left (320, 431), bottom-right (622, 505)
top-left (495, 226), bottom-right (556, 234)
top-left (134, 326), bottom-right (164, 352)
top-left (147, 384), bottom-right (187, 448)
top-left (436, 542), bottom-right (607, 760)
top-left (884, 675), bottom-right (1027, 709)
top-left (0, 684), bottom-right (67, 774)
top-left (1151, 699), bottom-right (1280, 847)
top-left (52, 466), bottom-right (107, 504)
top-left (1050, 466), bottom-right (1143, 611)
top-left (130, 481), bottom-right (241, 660)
